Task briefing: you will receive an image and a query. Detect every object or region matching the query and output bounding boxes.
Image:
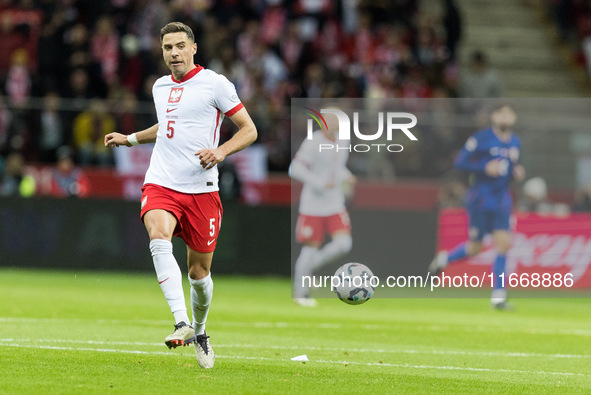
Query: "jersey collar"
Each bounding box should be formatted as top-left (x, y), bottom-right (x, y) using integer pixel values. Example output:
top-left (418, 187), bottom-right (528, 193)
top-left (491, 126), bottom-right (512, 143)
top-left (171, 64), bottom-right (204, 83)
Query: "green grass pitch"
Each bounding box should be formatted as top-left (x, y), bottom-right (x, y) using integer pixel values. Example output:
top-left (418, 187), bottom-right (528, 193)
top-left (0, 267), bottom-right (589, 394)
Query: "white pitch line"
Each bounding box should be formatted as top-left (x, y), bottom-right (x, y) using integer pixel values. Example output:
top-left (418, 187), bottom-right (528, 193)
top-left (1, 316), bottom-right (590, 337)
top-left (0, 339), bottom-right (590, 360)
top-left (0, 342), bottom-right (586, 378)
top-left (0, 339), bottom-right (165, 347)
top-left (0, 342), bottom-right (174, 356)
top-left (218, 344), bottom-right (591, 360)
top-left (0, 317), bottom-right (172, 326)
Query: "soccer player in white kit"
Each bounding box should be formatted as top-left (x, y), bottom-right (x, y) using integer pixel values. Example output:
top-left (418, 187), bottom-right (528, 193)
top-left (289, 112), bottom-right (355, 306)
top-left (104, 22), bottom-right (257, 368)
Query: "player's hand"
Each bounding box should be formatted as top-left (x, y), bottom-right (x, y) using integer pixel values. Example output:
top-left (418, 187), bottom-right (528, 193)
top-left (343, 175), bottom-right (356, 199)
top-left (196, 147), bottom-right (227, 170)
top-left (484, 159), bottom-right (501, 177)
top-left (346, 175), bottom-right (357, 187)
top-left (105, 132), bottom-right (131, 148)
top-left (513, 164), bottom-right (526, 182)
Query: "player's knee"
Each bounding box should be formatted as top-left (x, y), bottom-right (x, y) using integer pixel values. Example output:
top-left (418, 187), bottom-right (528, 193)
top-left (493, 232), bottom-right (512, 254)
top-left (148, 229), bottom-right (172, 241)
top-left (334, 234), bottom-right (352, 255)
top-left (466, 241), bottom-right (482, 256)
top-left (188, 265), bottom-right (209, 280)
top-left (495, 239), bottom-right (512, 254)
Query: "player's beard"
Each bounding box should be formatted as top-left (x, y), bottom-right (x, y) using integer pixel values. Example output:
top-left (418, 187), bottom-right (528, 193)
top-left (498, 124), bottom-right (511, 133)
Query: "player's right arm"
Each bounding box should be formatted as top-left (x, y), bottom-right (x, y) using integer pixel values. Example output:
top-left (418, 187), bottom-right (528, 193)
top-left (454, 135), bottom-right (494, 176)
top-left (104, 123), bottom-right (159, 148)
top-left (288, 139), bottom-right (329, 190)
top-left (289, 158), bottom-right (328, 189)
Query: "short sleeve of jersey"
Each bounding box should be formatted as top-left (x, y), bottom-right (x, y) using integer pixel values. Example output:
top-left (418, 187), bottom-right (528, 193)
top-left (214, 75), bottom-right (244, 117)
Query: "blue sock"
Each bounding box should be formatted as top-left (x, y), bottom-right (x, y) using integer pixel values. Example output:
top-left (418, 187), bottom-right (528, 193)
top-left (447, 242), bottom-right (467, 263)
top-left (492, 254), bottom-right (506, 290)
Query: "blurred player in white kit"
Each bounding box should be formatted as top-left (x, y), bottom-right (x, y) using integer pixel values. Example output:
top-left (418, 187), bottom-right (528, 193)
top-left (289, 111), bottom-right (356, 306)
top-left (105, 22), bottom-right (257, 368)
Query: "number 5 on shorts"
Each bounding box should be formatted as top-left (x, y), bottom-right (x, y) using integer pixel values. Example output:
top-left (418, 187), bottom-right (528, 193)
top-left (209, 218), bottom-right (215, 236)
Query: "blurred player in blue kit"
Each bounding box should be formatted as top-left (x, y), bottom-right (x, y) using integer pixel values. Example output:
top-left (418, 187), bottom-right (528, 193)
top-left (429, 104), bottom-right (525, 309)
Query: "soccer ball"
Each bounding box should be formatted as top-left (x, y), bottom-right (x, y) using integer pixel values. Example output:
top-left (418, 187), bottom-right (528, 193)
top-left (333, 262), bottom-right (375, 305)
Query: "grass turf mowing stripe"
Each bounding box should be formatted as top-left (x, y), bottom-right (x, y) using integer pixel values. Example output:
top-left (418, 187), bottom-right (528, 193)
top-left (1, 317), bottom-right (590, 337)
top-left (2, 269), bottom-right (589, 392)
top-left (0, 338), bottom-right (589, 360)
top-left (0, 342), bottom-right (586, 377)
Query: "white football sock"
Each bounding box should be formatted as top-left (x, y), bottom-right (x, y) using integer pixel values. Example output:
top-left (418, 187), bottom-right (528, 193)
top-left (190, 273), bottom-right (213, 335)
top-left (150, 239), bottom-right (190, 325)
top-left (491, 288), bottom-right (507, 304)
top-left (312, 234), bottom-right (352, 270)
top-left (293, 246), bottom-right (319, 298)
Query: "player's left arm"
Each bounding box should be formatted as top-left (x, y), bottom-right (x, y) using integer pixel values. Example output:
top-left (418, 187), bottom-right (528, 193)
top-left (342, 166), bottom-right (356, 182)
top-left (512, 140), bottom-right (526, 182)
top-left (196, 107), bottom-right (257, 170)
top-left (512, 164), bottom-right (525, 181)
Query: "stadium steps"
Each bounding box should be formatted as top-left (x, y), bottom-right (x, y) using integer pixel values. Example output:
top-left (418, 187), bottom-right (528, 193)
top-left (420, 1), bottom-right (584, 189)
top-left (484, 47), bottom-right (567, 73)
top-left (458, 0), bottom-right (583, 188)
top-left (515, 102), bottom-right (586, 189)
top-left (457, 0), bottom-right (584, 97)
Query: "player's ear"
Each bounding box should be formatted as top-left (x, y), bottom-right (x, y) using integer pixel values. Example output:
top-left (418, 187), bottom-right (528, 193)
top-left (193, 43), bottom-right (197, 55)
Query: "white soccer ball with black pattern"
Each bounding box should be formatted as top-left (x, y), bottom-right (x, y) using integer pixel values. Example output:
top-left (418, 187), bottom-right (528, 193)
top-left (333, 262), bottom-right (375, 305)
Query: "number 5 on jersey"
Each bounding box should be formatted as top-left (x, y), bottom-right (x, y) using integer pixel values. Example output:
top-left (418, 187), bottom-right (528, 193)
top-left (167, 120), bottom-right (175, 139)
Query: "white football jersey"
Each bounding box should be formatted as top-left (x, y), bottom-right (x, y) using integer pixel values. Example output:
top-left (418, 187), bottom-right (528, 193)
top-left (144, 65), bottom-right (243, 193)
top-left (289, 131), bottom-right (351, 216)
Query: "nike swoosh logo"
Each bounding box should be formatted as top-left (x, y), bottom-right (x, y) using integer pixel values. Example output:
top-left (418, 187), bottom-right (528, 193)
top-left (207, 239), bottom-right (215, 246)
top-left (158, 277), bottom-right (170, 284)
top-left (166, 108), bottom-right (177, 113)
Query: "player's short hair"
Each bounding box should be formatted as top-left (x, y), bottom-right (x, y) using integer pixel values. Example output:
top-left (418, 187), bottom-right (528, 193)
top-left (491, 102), bottom-right (514, 114)
top-left (160, 22), bottom-right (195, 43)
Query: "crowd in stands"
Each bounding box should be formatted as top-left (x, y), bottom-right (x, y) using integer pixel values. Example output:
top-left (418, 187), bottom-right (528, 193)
top-left (0, 0), bottom-right (475, 188)
top-left (0, 0), bottom-right (587, 213)
top-left (546, 0), bottom-right (591, 78)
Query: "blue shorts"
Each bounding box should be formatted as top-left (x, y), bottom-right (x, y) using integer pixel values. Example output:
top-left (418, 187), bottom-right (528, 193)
top-left (467, 207), bottom-right (511, 241)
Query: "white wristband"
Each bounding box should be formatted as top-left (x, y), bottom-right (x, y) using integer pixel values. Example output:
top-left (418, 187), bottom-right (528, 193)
top-left (127, 133), bottom-right (139, 146)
